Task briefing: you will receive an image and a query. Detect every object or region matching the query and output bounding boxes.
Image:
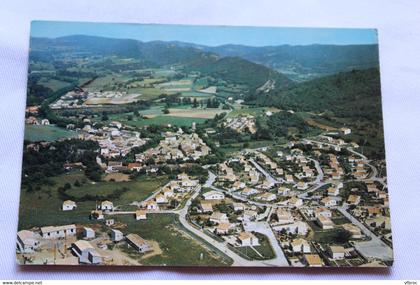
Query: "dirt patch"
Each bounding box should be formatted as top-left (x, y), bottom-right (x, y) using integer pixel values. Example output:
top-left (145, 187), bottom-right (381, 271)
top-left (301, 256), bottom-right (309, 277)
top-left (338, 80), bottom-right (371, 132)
top-left (142, 240), bottom-right (162, 259)
top-left (104, 173), bottom-right (130, 182)
top-left (305, 119), bottom-right (338, 131)
top-left (166, 108), bottom-right (226, 119)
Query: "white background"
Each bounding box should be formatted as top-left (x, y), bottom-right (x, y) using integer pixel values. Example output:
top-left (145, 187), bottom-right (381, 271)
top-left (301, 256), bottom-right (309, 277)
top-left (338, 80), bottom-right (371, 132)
top-left (0, 0), bottom-right (419, 280)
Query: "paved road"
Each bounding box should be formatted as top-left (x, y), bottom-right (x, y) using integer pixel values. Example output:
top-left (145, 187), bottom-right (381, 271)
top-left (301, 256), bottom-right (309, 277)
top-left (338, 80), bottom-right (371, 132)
top-left (249, 158), bottom-right (282, 184)
top-left (243, 221), bottom-right (289, 266)
top-left (336, 206), bottom-right (393, 261)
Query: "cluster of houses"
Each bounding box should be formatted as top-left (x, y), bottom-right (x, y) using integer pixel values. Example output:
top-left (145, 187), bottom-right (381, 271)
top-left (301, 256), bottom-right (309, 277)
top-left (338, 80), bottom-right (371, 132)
top-left (25, 116), bottom-right (50, 125)
top-left (222, 115), bottom-right (257, 134)
top-left (135, 130), bottom-right (211, 164)
top-left (50, 89), bottom-right (138, 109)
top-left (347, 155), bottom-right (369, 179)
top-left (190, 190), bottom-right (266, 247)
top-left (78, 121), bottom-right (147, 163)
top-left (17, 222), bottom-right (152, 265)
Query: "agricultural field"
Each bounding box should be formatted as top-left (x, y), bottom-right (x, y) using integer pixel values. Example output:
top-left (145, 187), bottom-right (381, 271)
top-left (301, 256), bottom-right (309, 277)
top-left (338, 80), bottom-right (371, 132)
top-left (24, 125), bottom-right (78, 142)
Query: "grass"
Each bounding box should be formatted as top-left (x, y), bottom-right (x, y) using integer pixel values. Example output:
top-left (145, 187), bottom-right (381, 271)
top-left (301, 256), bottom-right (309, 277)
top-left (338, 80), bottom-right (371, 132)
top-left (18, 171), bottom-right (169, 230)
top-left (113, 213), bottom-right (233, 266)
top-left (37, 78), bottom-right (72, 92)
top-left (234, 233), bottom-right (275, 260)
top-left (127, 87), bottom-right (166, 100)
top-left (24, 125), bottom-right (78, 142)
top-left (226, 107), bottom-right (268, 118)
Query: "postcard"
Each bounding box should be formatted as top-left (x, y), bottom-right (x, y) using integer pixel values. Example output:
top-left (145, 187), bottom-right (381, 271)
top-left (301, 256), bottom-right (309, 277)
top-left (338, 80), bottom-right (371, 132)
top-left (17, 21), bottom-right (392, 267)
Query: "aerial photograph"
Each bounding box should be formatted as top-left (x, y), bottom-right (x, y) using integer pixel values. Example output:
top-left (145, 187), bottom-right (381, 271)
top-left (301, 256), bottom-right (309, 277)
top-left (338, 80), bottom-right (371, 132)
top-left (17, 21), bottom-right (393, 267)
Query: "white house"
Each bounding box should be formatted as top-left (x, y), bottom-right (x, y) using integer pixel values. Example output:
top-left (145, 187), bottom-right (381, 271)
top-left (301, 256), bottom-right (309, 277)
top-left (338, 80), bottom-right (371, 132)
top-left (276, 208), bottom-right (294, 224)
top-left (100, 200), bottom-right (114, 211)
top-left (135, 210), bottom-right (147, 220)
top-left (256, 192), bottom-right (277, 201)
top-left (41, 224), bottom-right (76, 239)
top-left (210, 212), bottom-right (229, 224)
top-left (126, 233), bottom-right (152, 253)
top-left (328, 245), bottom-right (345, 259)
top-left (71, 240), bottom-right (102, 264)
top-left (233, 203), bottom-right (245, 212)
top-left (291, 238), bottom-right (311, 253)
top-left (144, 200), bottom-right (159, 210)
top-left (83, 227), bottom-right (95, 239)
top-left (203, 190), bottom-right (225, 200)
top-left (321, 197), bottom-right (337, 207)
top-left (237, 231), bottom-right (259, 246)
top-left (155, 194), bottom-right (167, 204)
top-left (62, 200), bottom-right (77, 211)
top-left (314, 207), bottom-right (332, 219)
top-left (17, 230), bottom-right (39, 253)
top-left (317, 216), bottom-right (335, 230)
top-left (111, 229), bottom-right (124, 242)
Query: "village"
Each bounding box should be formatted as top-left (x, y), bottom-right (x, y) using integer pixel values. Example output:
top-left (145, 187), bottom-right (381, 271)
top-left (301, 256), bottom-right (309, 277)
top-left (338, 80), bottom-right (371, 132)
top-left (18, 111), bottom-right (393, 266)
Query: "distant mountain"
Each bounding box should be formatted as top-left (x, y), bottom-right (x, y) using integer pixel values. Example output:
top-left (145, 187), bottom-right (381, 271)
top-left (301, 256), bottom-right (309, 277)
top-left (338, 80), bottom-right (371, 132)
top-left (30, 35), bottom-right (293, 90)
top-left (186, 55), bottom-right (293, 90)
top-left (251, 68), bottom-right (382, 121)
top-left (196, 44), bottom-right (379, 81)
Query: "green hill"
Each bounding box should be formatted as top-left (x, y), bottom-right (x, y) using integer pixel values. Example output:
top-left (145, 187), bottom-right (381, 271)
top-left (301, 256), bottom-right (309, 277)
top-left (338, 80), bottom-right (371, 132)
top-left (186, 55), bottom-right (293, 90)
top-left (252, 68), bottom-right (382, 121)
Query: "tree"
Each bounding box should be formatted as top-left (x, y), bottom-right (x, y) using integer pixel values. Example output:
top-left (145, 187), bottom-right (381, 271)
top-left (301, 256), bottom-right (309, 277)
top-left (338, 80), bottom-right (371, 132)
top-left (193, 98), bottom-right (198, 108)
top-left (163, 108), bottom-right (170, 114)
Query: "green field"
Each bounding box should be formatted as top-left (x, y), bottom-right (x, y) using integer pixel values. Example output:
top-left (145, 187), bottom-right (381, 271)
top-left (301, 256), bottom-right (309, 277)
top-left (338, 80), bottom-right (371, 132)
top-left (227, 107), bottom-right (268, 118)
top-left (24, 125), bottom-right (78, 142)
top-left (125, 116), bottom-right (207, 127)
top-left (18, 171), bottom-right (169, 230)
top-left (114, 213), bottom-right (233, 266)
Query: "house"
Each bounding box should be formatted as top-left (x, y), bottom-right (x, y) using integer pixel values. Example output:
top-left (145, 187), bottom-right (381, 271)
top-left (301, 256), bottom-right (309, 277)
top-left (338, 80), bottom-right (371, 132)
top-left (105, 219), bottom-right (114, 226)
top-left (62, 200), bottom-right (77, 211)
top-left (242, 210), bottom-right (258, 222)
top-left (288, 197), bottom-right (303, 208)
top-left (241, 187), bottom-right (259, 196)
top-left (100, 200), bottom-right (114, 211)
top-left (41, 224), bottom-right (76, 239)
top-left (203, 190), bottom-right (225, 200)
top-left (304, 254), bottom-right (324, 267)
top-left (90, 210), bottom-right (104, 220)
top-left (256, 192), bottom-right (276, 201)
top-left (135, 209), bottom-right (147, 220)
top-left (342, 223), bottom-right (363, 239)
top-left (340, 127), bottom-right (351, 135)
top-left (162, 187), bottom-right (174, 198)
top-left (274, 221), bottom-right (309, 235)
top-left (17, 230), bottom-right (39, 253)
top-left (111, 229), bottom-right (124, 242)
top-left (317, 216), bottom-right (335, 230)
top-left (83, 227), bottom-right (95, 239)
top-left (215, 223), bottom-right (231, 235)
top-left (296, 181), bottom-right (308, 190)
top-left (233, 203), bottom-right (245, 212)
top-left (321, 197), bottom-right (337, 207)
top-left (314, 207), bottom-right (332, 219)
top-left (155, 194), bottom-right (167, 204)
top-left (144, 200), bottom-right (159, 210)
top-left (276, 208), bottom-right (294, 224)
top-left (209, 212), bottom-right (229, 224)
top-left (231, 181), bottom-right (246, 190)
top-left (237, 231), bottom-right (259, 246)
top-left (200, 201), bottom-right (213, 213)
top-left (128, 163), bottom-right (142, 172)
top-left (278, 187), bottom-right (290, 196)
top-left (126, 233), bottom-right (152, 253)
top-left (71, 240), bottom-right (102, 264)
top-left (291, 238), bottom-right (311, 253)
top-left (41, 119), bottom-right (50, 125)
top-left (347, 195), bottom-right (361, 205)
top-left (327, 187), bottom-right (340, 196)
top-left (285, 174), bottom-right (294, 183)
top-left (328, 245), bottom-right (345, 259)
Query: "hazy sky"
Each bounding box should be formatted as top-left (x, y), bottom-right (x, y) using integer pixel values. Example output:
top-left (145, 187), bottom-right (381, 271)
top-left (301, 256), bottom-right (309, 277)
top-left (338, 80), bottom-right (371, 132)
top-left (31, 21), bottom-right (378, 46)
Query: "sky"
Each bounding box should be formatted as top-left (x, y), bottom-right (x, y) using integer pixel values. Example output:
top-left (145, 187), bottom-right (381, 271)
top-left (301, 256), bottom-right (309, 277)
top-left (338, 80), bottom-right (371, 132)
top-left (31, 21), bottom-right (378, 47)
